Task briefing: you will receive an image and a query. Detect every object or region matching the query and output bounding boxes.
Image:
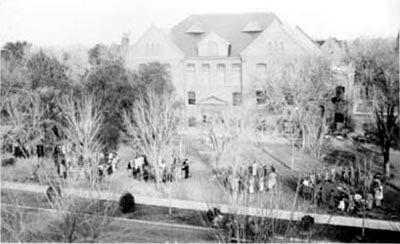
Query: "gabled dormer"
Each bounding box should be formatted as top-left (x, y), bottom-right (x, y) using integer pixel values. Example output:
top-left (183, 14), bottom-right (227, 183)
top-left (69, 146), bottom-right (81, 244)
top-left (197, 32), bottom-right (230, 57)
top-left (242, 20), bottom-right (263, 33)
top-left (186, 21), bottom-right (205, 34)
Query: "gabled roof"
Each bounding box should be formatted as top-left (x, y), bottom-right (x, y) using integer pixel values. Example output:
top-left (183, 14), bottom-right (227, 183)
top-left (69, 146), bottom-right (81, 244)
top-left (295, 26), bottom-right (317, 45)
top-left (197, 32), bottom-right (230, 46)
top-left (171, 13), bottom-right (280, 57)
top-left (129, 25), bottom-right (184, 58)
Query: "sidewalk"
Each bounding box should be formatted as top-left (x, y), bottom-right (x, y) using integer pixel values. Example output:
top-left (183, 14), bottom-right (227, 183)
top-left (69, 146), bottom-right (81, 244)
top-left (2, 181), bottom-right (400, 232)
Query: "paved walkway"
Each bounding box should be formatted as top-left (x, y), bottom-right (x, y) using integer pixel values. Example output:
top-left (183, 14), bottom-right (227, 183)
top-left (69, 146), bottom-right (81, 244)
top-left (2, 181), bottom-right (400, 232)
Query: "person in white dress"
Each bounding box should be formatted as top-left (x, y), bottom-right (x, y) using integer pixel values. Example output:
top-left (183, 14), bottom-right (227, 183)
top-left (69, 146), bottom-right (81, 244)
top-left (266, 166), bottom-right (277, 191)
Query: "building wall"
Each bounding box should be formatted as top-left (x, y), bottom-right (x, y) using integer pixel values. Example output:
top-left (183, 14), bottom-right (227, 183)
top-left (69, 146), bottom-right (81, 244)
top-left (127, 19), bottom-right (321, 126)
top-left (183, 57), bottom-right (242, 104)
top-left (240, 20), bottom-right (315, 103)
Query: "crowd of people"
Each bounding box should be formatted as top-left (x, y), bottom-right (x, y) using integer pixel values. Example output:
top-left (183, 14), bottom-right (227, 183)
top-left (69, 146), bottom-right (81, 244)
top-left (52, 143), bottom-right (121, 180)
top-left (97, 152), bottom-right (120, 177)
top-left (213, 161), bottom-right (277, 194)
top-left (126, 155), bottom-right (191, 183)
top-left (299, 166), bottom-right (384, 214)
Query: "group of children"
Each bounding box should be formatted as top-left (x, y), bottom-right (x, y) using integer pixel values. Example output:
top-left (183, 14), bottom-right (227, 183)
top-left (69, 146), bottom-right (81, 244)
top-left (300, 167), bottom-right (384, 213)
top-left (126, 155), bottom-right (191, 183)
top-left (215, 161), bottom-right (278, 194)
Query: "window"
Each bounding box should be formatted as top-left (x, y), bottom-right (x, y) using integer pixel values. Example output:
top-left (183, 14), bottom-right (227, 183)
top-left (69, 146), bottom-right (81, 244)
top-left (202, 115), bottom-right (207, 123)
top-left (232, 63), bottom-right (241, 85)
top-left (256, 63), bottom-right (267, 78)
top-left (201, 64), bottom-right (210, 83)
top-left (146, 42), bottom-right (160, 55)
top-left (188, 91), bottom-right (196, 105)
top-left (186, 64), bottom-right (196, 83)
top-left (232, 92), bottom-right (242, 106)
top-left (256, 90), bottom-right (266, 104)
top-left (217, 64), bottom-right (226, 84)
top-left (188, 117), bottom-right (196, 127)
top-left (208, 41), bottom-right (218, 56)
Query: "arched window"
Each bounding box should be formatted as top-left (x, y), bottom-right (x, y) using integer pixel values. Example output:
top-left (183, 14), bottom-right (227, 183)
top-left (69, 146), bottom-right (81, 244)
top-left (208, 41), bottom-right (218, 56)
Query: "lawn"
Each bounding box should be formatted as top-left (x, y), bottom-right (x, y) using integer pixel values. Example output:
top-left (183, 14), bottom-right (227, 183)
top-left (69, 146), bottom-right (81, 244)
top-left (2, 129), bottom-right (400, 221)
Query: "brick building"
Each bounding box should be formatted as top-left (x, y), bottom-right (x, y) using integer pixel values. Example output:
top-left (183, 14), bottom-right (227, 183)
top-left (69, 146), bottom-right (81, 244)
top-left (124, 13), bottom-right (321, 126)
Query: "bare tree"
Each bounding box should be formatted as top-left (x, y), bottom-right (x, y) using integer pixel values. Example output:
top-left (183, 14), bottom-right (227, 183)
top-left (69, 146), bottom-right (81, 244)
top-left (57, 92), bottom-right (105, 184)
top-left (349, 38), bottom-right (399, 179)
top-left (206, 100), bottom-right (258, 166)
top-left (254, 57), bottom-right (337, 159)
top-left (123, 88), bottom-right (181, 185)
top-left (1, 90), bottom-right (50, 158)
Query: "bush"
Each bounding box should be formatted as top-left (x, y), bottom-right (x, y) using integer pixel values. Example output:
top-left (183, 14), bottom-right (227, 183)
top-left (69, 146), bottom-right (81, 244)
top-left (119, 192), bottom-right (135, 213)
top-left (301, 215), bottom-right (315, 231)
top-left (1, 157), bottom-right (16, 166)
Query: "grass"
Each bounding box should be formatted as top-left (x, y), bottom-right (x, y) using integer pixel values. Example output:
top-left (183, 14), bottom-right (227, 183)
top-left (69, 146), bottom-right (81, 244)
top-left (2, 131), bottom-right (399, 222)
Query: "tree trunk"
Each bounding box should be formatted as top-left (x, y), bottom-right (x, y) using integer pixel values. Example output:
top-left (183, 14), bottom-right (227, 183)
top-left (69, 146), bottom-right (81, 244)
top-left (383, 146), bottom-right (390, 179)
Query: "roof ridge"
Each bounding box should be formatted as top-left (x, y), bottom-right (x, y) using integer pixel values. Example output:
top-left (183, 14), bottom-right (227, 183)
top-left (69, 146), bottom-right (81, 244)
top-left (191, 12), bottom-right (276, 17)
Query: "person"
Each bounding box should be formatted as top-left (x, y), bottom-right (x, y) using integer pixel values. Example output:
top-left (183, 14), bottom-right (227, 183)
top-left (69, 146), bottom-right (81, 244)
top-left (142, 164), bottom-right (149, 182)
top-left (160, 160), bottom-right (167, 182)
top-left (266, 166), bottom-right (277, 191)
top-left (127, 160), bottom-right (134, 177)
top-left (112, 154), bottom-right (119, 171)
top-left (347, 194), bottom-right (355, 213)
top-left (249, 176), bottom-right (255, 194)
top-left (374, 183), bottom-right (383, 207)
top-left (60, 159), bottom-right (68, 179)
top-left (134, 155), bottom-right (144, 180)
top-left (301, 177), bottom-right (312, 200)
top-left (371, 174), bottom-right (383, 207)
top-left (324, 170), bottom-right (330, 182)
top-left (182, 159), bottom-right (190, 179)
top-left (330, 168), bottom-right (336, 182)
top-left (310, 173), bottom-right (316, 187)
top-left (338, 198), bottom-right (346, 211)
top-left (252, 161), bottom-right (257, 177)
top-left (366, 193), bottom-right (374, 210)
top-left (98, 164), bottom-right (105, 178)
top-left (258, 174), bottom-right (265, 192)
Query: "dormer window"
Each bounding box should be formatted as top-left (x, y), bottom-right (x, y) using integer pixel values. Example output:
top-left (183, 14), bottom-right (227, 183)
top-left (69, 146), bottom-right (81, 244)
top-left (197, 32), bottom-right (229, 57)
top-left (242, 20), bottom-right (262, 32)
top-left (186, 22), bottom-right (205, 34)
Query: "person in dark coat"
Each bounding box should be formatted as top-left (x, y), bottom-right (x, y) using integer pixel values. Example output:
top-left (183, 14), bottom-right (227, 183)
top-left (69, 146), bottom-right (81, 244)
top-left (182, 159), bottom-right (190, 179)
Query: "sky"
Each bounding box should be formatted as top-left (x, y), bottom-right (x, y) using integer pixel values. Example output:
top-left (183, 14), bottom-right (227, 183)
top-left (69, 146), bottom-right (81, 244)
top-left (0, 0), bottom-right (399, 47)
